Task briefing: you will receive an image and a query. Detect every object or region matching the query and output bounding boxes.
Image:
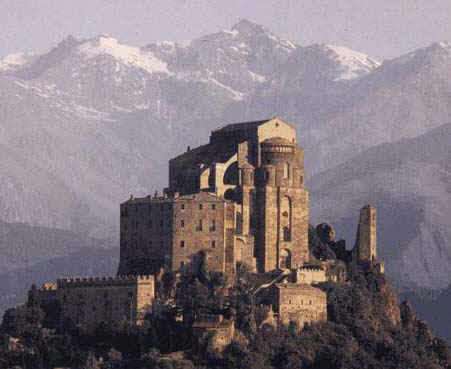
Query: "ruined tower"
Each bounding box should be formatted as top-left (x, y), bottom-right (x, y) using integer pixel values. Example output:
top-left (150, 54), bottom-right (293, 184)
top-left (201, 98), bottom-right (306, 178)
top-left (255, 137), bottom-right (309, 272)
top-left (355, 205), bottom-right (377, 262)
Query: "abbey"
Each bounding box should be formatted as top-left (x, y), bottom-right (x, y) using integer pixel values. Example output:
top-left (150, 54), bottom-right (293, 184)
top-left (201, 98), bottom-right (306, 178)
top-left (118, 117), bottom-right (309, 277)
top-left (29, 117), bottom-right (381, 335)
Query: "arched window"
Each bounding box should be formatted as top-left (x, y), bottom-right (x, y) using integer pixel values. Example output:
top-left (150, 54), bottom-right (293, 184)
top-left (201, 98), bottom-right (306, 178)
top-left (223, 161), bottom-right (239, 185)
top-left (280, 249), bottom-right (291, 269)
top-left (283, 162), bottom-right (290, 178)
top-left (280, 196), bottom-right (292, 241)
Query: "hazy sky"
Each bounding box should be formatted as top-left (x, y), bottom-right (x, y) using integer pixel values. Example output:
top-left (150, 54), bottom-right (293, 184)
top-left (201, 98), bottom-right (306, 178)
top-left (1, 0), bottom-right (451, 60)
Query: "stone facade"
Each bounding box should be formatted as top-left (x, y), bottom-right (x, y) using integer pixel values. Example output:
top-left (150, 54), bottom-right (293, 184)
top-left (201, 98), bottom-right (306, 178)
top-left (354, 205), bottom-right (377, 262)
top-left (294, 265), bottom-right (327, 285)
top-left (34, 275), bottom-right (154, 330)
top-left (192, 314), bottom-right (235, 355)
top-left (272, 282), bottom-right (327, 329)
top-left (119, 117), bottom-right (310, 276)
top-left (118, 192), bottom-right (236, 275)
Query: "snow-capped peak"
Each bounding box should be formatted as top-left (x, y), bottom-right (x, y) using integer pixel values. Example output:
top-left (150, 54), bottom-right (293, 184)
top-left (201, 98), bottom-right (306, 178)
top-left (437, 41), bottom-right (451, 50)
top-left (77, 35), bottom-right (172, 74)
top-left (322, 44), bottom-right (380, 80)
top-left (0, 52), bottom-right (35, 71)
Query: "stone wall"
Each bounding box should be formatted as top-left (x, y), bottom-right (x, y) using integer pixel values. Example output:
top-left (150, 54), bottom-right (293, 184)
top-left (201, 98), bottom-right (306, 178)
top-left (119, 192), bottom-right (236, 277)
top-left (355, 205), bottom-right (377, 262)
top-left (256, 138), bottom-right (309, 272)
top-left (295, 265), bottom-right (327, 284)
top-left (192, 314), bottom-right (235, 355)
top-left (273, 283), bottom-right (327, 329)
top-left (35, 275), bottom-right (154, 331)
top-left (120, 117), bottom-right (310, 277)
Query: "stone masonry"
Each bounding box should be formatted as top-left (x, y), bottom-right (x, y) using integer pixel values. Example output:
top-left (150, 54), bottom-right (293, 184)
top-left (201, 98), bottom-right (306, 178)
top-left (272, 282), bottom-right (327, 329)
top-left (355, 205), bottom-right (377, 262)
top-left (119, 117), bottom-right (310, 277)
top-left (34, 275), bottom-right (154, 330)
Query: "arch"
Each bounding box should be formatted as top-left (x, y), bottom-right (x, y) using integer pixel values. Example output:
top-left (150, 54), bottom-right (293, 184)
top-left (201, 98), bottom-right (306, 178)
top-left (223, 161), bottom-right (239, 185)
top-left (280, 196), bottom-right (292, 241)
top-left (280, 249), bottom-right (291, 269)
top-left (235, 238), bottom-right (245, 262)
top-left (224, 188), bottom-right (235, 201)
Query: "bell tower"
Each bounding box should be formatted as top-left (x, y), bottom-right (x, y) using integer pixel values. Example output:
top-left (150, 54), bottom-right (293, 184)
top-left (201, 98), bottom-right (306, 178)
top-left (255, 137), bottom-right (309, 272)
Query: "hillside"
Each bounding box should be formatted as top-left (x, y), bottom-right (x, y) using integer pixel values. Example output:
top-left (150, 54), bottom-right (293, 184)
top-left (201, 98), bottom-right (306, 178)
top-left (1, 264), bottom-right (450, 368)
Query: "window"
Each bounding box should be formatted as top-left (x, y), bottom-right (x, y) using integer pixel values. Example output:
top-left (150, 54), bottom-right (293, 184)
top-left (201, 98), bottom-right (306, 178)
top-left (283, 227), bottom-right (291, 241)
top-left (181, 219), bottom-right (185, 228)
top-left (283, 162), bottom-right (290, 178)
top-left (199, 204), bottom-right (203, 210)
top-left (210, 219), bottom-right (216, 232)
top-left (148, 204), bottom-right (152, 213)
top-left (211, 240), bottom-right (216, 248)
top-left (160, 204), bottom-right (164, 211)
top-left (149, 220), bottom-right (153, 228)
top-left (180, 261), bottom-right (185, 268)
top-left (180, 240), bottom-right (185, 248)
top-left (149, 240), bottom-right (153, 246)
top-left (212, 204), bottom-right (216, 210)
top-left (197, 219), bottom-right (203, 231)
top-left (181, 204), bottom-right (185, 210)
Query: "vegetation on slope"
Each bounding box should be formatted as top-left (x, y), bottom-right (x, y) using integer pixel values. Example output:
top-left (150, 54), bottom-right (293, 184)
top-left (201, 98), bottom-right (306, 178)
top-left (0, 264), bottom-right (450, 368)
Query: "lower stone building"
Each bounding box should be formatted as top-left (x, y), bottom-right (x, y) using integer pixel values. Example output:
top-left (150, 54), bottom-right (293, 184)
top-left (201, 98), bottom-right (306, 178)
top-left (192, 314), bottom-right (235, 355)
top-left (32, 275), bottom-right (155, 330)
top-left (271, 282), bottom-right (327, 329)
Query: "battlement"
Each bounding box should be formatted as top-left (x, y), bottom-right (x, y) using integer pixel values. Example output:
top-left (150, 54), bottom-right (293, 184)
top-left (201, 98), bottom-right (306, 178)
top-left (298, 264), bottom-right (324, 271)
top-left (57, 275), bottom-right (154, 288)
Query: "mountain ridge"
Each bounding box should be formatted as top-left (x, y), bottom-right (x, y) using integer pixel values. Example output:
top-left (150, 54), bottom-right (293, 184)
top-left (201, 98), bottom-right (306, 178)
top-left (0, 19), bottom-right (449, 295)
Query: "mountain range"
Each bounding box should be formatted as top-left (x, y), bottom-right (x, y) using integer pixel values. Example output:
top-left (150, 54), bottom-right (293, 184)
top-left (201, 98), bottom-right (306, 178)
top-left (0, 19), bottom-right (450, 319)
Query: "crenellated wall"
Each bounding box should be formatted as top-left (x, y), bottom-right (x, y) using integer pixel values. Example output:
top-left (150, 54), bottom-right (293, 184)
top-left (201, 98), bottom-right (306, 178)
top-left (35, 275), bottom-right (155, 331)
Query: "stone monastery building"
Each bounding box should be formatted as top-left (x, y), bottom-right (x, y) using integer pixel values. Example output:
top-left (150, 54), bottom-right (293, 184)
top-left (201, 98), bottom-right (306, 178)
top-left (31, 117), bottom-right (380, 332)
top-left (119, 117), bottom-right (309, 277)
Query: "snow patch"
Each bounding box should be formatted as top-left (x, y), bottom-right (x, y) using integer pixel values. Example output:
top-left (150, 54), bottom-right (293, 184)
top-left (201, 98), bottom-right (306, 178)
top-left (0, 52), bottom-right (34, 71)
top-left (223, 29), bottom-right (239, 37)
top-left (78, 36), bottom-right (172, 75)
top-left (249, 71), bottom-right (266, 83)
top-left (207, 77), bottom-right (244, 101)
top-left (324, 44), bottom-right (381, 80)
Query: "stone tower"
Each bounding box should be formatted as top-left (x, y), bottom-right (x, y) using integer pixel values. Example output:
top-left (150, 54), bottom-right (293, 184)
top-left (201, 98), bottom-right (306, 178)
top-left (356, 205), bottom-right (377, 262)
top-left (255, 137), bottom-right (309, 272)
